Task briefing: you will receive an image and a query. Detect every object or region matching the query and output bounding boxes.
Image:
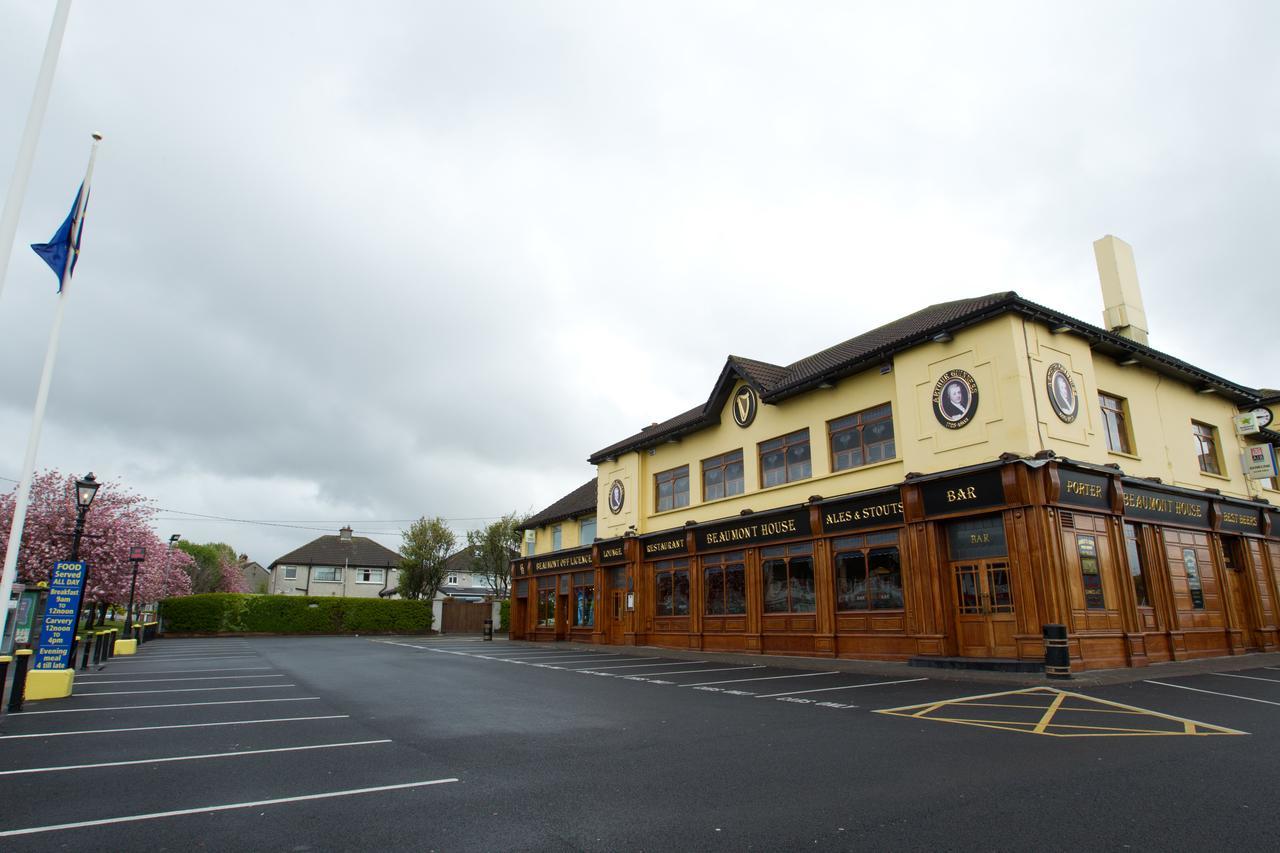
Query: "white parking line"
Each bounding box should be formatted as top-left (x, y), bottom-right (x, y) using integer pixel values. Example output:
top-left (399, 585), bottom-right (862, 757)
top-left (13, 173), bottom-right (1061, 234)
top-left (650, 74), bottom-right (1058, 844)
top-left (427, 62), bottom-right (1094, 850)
top-left (755, 677), bottom-right (927, 698)
top-left (683, 671), bottom-right (839, 687)
top-left (555, 657), bottom-right (661, 668)
top-left (628, 665), bottom-right (766, 677)
top-left (0, 715), bottom-right (349, 740)
top-left (0, 739), bottom-right (392, 776)
top-left (575, 660), bottom-right (707, 671)
top-left (1214, 672), bottom-right (1280, 684)
top-left (19, 697), bottom-right (320, 715)
top-left (74, 684), bottom-right (297, 697)
top-left (71, 675), bottom-right (285, 685)
top-left (516, 655), bottom-right (628, 664)
top-left (0, 778), bottom-right (460, 837)
top-left (76, 666), bottom-right (273, 675)
top-left (1148, 680), bottom-right (1280, 706)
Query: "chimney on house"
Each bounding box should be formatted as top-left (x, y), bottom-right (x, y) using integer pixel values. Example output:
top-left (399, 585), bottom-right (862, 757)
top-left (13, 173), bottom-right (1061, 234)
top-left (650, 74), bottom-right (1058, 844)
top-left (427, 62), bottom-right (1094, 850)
top-left (339, 525), bottom-right (353, 542)
top-left (1093, 235), bottom-right (1149, 346)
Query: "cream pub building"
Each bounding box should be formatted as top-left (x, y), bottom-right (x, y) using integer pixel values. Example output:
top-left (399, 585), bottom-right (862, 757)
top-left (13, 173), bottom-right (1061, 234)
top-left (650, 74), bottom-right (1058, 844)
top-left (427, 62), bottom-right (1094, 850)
top-left (510, 237), bottom-right (1280, 671)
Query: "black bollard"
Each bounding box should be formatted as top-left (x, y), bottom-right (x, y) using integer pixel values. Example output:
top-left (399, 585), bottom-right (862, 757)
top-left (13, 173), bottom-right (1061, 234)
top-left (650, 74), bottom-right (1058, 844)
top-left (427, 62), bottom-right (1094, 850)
top-left (8, 649), bottom-right (33, 712)
top-left (106, 628), bottom-right (116, 658)
top-left (1043, 623), bottom-right (1071, 679)
top-left (0, 656), bottom-right (9, 713)
top-left (81, 632), bottom-right (94, 670)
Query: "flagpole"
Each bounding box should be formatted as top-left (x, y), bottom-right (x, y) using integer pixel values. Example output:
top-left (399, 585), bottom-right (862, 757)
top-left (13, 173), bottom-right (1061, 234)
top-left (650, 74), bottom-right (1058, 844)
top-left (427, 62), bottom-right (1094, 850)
top-left (0, 132), bottom-right (100, 646)
top-left (0, 0), bottom-right (74, 307)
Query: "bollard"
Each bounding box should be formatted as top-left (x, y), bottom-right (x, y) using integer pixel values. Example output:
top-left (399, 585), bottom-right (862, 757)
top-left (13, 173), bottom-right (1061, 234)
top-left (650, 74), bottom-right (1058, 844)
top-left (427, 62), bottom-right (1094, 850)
top-left (1043, 623), bottom-right (1071, 679)
top-left (81, 632), bottom-right (95, 670)
top-left (483, 619), bottom-right (493, 641)
top-left (0, 656), bottom-right (9, 713)
top-left (8, 649), bottom-right (33, 712)
top-left (106, 628), bottom-right (117, 658)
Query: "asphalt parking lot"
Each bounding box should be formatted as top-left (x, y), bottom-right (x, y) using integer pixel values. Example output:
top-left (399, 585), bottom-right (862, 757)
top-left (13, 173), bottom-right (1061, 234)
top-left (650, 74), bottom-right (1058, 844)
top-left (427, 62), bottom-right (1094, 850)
top-left (2, 636), bottom-right (1279, 851)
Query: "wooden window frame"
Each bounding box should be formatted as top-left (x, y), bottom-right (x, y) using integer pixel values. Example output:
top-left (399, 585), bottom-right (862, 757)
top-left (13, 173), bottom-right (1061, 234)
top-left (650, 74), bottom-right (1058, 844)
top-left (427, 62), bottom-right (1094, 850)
top-left (653, 558), bottom-right (691, 617)
top-left (1192, 421), bottom-right (1222, 475)
top-left (761, 543), bottom-right (816, 614)
top-left (828, 403), bottom-right (896, 472)
top-left (572, 571), bottom-right (595, 628)
top-left (702, 551), bottom-right (746, 615)
top-left (758, 429), bottom-right (812, 488)
top-left (1099, 392), bottom-right (1132, 454)
top-left (833, 532), bottom-right (903, 612)
top-left (655, 465), bottom-right (690, 513)
top-left (537, 586), bottom-right (556, 626)
top-left (701, 450), bottom-right (745, 502)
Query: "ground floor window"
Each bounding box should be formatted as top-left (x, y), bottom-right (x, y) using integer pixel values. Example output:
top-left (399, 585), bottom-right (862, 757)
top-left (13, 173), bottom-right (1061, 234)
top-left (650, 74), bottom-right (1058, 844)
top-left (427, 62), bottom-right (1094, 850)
top-left (654, 558), bottom-right (690, 616)
top-left (703, 551), bottom-right (746, 615)
top-left (537, 587), bottom-right (556, 626)
top-left (834, 532), bottom-right (902, 610)
top-left (762, 542), bottom-right (815, 613)
top-left (1075, 534), bottom-right (1105, 609)
top-left (573, 571), bottom-right (595, 627)
top-left (1181, 548), bottom-right (1205, 610)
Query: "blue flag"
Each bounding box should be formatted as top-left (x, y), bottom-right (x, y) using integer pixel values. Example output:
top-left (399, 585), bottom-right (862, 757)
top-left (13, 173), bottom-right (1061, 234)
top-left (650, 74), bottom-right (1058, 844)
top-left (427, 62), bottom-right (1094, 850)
top-left (30, 183), bottom-right (88, 291)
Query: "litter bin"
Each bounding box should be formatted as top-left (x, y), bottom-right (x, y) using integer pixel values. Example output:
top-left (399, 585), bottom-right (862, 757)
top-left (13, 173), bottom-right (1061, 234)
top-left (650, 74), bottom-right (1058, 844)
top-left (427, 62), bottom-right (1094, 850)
top-left (1043, 624), bottom-right (1070, 679)
top-left (483, 619), bottom-right (493, 641)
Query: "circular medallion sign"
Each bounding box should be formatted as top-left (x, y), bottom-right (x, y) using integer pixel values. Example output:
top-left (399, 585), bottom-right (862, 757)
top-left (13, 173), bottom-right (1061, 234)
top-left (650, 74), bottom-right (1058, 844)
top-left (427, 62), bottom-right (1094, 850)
top-left (1046, 363), bottom-right (1079, 423)
top-left (731, 386), bottom-right (758, 428)
top-left (932, 369), bottom-right (979, 429)
top-left (607, 479), bottom-right (625, 515)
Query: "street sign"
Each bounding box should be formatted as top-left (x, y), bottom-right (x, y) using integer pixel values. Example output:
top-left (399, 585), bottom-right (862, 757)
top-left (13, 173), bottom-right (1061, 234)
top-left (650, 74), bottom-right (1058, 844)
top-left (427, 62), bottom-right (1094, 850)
top-left (33, 561), bottom-right (86, 670)
top-left (1234, 412), bottom-right (1260, 435)
top-left (1242, 444), bottom-right (1279, 481)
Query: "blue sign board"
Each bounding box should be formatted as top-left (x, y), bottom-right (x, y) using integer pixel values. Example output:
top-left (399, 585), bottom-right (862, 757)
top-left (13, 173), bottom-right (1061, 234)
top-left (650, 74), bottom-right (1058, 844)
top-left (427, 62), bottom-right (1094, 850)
top-left (33, 561), bottom-right (86, 670)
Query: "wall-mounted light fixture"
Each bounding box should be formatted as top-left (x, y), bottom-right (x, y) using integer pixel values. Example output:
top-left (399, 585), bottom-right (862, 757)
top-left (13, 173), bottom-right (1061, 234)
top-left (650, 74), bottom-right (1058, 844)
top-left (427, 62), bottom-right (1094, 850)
top-left (1117, 357), bottom-right (1139, 366)
top-left (932, 331), bottom-right (953, 344)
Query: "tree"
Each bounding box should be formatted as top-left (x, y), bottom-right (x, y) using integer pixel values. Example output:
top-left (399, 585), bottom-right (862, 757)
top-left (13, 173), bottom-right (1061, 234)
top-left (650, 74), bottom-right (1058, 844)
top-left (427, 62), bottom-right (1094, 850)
top-left (396, 516), bottom-right (454, 601)
top-left (0, 470), bottom-right (197, 618)
top-left (466, 512), bottom-right (525, 598)
top-left (175, 540), bottom-right (248, 594)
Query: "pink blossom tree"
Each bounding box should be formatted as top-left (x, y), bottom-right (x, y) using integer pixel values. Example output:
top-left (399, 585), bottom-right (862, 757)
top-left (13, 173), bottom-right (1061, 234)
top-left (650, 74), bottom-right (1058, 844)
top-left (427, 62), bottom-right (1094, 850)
top-left (0, 470), bottom-right (198, 623)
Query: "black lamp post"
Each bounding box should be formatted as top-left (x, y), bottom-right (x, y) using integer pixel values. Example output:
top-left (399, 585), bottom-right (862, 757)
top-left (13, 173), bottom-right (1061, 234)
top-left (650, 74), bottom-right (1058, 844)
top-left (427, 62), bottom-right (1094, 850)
top-left (69, 472), bottom-right (100, 637)
top-left (124, 545), bottom-right (145, 640)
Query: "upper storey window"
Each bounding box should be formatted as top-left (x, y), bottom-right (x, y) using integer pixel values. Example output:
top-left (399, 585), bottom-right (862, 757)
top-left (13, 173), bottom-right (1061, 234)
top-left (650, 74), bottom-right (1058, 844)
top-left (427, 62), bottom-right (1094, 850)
top-left (829, 404), bottom-right (895, 471)
top-left (1192, 421), bottom-right (1221, 475)
top-left (759, 429), bottom-right (811, 487)
top-left (702, 450), bottom-right (744, 501)
top-left (1099, 392), bottom-right (1132, 454)
top-left (655, 465), bottom-right (690, 512)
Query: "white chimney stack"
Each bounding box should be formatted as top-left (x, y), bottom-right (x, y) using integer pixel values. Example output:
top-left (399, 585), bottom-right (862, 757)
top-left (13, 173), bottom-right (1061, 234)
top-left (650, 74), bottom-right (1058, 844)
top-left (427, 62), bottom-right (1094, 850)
top-left (339, 525), bottom-right (353, 541)
top-left (1093, 235), bottom-right (1149, 346)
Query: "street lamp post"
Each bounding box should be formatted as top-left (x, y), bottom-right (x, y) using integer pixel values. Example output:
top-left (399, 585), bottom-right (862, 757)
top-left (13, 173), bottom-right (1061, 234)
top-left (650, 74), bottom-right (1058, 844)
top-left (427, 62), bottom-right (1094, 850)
top-left (124, 545), bottom-right (145, 641)
top-left (68, 472), bottom-right (99, 638)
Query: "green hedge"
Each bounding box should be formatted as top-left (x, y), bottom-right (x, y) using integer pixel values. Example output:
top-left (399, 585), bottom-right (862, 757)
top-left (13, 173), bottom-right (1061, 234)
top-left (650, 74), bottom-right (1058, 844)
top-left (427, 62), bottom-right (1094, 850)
top-left (159, 593), bottom-right (433, 635)
top-left (499, 599), bottom-right (511, 632)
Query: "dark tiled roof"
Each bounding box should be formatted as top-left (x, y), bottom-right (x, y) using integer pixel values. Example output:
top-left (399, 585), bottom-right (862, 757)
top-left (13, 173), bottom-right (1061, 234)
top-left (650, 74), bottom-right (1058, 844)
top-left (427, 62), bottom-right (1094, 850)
top-left (268, 532), bottom-right (402, 571)
top-left (519, 478), bottom-right (598, 530)
top-left (588, 291), bottom-right (1261, 464)
top-left (1257, 389), bottom-right (1280, 405)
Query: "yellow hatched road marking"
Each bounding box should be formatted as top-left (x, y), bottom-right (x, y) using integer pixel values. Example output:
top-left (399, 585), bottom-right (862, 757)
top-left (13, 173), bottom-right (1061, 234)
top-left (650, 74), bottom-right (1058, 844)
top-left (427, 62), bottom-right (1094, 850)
top-left (874, 686), bottom-right (1246, 737)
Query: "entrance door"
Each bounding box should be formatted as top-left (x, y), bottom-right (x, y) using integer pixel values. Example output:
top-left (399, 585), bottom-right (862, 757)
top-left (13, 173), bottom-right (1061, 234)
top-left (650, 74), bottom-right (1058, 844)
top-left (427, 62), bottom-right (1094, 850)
top-left (1221, 539), bottom-right (1260, 650)
top-left (953, 560), bottom-right (1017, 658)
top-left (609, 590), bottom-right (625, 644)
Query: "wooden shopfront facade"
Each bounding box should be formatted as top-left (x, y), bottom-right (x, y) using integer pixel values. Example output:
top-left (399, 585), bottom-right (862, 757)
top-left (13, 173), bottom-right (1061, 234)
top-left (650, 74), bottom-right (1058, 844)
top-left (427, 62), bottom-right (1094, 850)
top-left (512, 458), bottom-right (1280, 672)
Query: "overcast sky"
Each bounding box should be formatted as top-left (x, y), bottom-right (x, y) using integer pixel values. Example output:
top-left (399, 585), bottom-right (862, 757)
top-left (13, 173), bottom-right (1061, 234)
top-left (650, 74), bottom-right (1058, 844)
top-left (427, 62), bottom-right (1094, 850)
top-left (1, 1), bottom-right (1277, 565)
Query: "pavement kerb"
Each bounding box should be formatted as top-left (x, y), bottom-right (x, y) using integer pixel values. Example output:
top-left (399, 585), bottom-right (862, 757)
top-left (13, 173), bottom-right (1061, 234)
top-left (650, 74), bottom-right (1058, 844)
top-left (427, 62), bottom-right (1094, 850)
top-left (526, 641), bottom-right (1280, 688)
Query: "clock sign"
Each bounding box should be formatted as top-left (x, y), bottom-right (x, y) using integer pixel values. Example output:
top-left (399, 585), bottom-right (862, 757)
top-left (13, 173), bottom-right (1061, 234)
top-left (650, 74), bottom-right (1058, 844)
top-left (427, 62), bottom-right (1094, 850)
top-left (1253, 407), bottom-right (1274, 430)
